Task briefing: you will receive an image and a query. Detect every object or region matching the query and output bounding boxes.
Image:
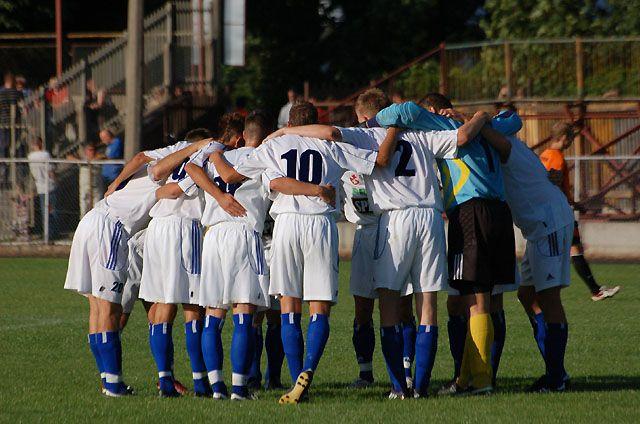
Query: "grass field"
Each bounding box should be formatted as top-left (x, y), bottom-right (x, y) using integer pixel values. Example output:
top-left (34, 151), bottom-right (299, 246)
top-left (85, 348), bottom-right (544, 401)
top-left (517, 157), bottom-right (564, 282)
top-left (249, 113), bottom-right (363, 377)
top-left (1, 258), bottom-right (639, 422)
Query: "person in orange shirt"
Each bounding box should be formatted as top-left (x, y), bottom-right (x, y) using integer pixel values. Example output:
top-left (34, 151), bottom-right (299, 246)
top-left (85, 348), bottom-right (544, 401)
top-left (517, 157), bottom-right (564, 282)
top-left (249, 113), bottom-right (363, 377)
top-left (540, 123), bottom-right (621, 301)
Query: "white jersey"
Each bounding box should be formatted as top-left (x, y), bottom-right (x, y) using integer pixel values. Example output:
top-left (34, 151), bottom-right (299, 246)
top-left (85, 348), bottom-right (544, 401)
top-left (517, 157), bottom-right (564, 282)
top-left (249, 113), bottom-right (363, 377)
top-left (94, 165), bottom-right (158, 234)
top-left (145, 141), bottom-right (222, 219)
top-left (341, 171), bottom-right (378, 226)
top-left (339, 127), bottom-right (458, 213)
top-left (502, 136), bottom-right (574, 240)
top-left (234, 135), bottom-right (378, 218)
top-left (199, 147), bottom-right (271, 233)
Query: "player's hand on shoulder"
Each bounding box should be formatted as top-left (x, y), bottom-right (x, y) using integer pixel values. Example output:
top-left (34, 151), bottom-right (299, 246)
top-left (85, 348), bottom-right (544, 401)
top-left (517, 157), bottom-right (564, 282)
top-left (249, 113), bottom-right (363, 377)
top-left (439, 108), bottom-right (469, 122)
top-left (195, 137), bottom-right (214, 149)
top-left (219, 193), bottom-right (247, 217)
top-left (317, 184), bottom-right (336, 207)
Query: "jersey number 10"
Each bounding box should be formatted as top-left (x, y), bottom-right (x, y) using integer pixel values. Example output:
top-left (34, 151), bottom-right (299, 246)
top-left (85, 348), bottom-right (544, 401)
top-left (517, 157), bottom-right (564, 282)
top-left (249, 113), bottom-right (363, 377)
top-left (281, 149), bottom-right (323, 184)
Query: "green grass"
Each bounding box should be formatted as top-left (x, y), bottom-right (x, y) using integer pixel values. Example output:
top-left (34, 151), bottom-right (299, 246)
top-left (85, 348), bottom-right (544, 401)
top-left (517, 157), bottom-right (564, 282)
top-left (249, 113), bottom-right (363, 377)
top-left (1, 259), bottom-right (639, 422)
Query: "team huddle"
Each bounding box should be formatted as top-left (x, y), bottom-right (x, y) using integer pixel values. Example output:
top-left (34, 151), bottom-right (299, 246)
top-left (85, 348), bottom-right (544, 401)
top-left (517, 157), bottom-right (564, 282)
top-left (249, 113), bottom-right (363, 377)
top-left (64, 88), bottom-right (575, 403)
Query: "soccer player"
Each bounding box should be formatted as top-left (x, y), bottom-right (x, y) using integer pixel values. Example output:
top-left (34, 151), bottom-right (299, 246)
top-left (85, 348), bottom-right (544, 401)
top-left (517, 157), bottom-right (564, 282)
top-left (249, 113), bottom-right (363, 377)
top-left (272, 109), bottom-right (489, 399)
top-left (540, 122), bottom-right (621, 301)
top-left (138, 130), bottom-right (246, 398)
top-left (342, 89), bottom-right (416, 390)
top-left (186, 111), bottom-right (336, 400)
top-left (218, 102), bottom-right (396, 404)
top-left (480, 124), bottom-right (575, 392)
top-left (375, 95), bottom-right (523, 394)
top-left (63, 139), bottom-right (208, 397)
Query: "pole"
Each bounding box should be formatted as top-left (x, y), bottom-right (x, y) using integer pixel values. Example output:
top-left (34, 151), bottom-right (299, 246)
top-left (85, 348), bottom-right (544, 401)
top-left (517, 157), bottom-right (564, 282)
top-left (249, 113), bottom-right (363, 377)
top-left (55, 0), bottom-right (63, 77)
top-left (44, 161), bottom-right (50, 244)
top-left (439, 42), bottom-right (448, 96)
top-left (125, 0), bottom-right (144, 160)
top-left (575, 37), bottom-right (584, 99)
top-left (504, 41), bottom-right (513, 101)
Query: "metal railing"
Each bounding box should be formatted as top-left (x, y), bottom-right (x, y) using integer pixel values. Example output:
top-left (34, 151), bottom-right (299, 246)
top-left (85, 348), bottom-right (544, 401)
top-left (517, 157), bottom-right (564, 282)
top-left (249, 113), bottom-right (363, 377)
top-left (569, 155), bottom-right (640, 219)
top-left (10, 1), bottom-right (217, 160)
top-left (0, 158), bottom-right (125, 244)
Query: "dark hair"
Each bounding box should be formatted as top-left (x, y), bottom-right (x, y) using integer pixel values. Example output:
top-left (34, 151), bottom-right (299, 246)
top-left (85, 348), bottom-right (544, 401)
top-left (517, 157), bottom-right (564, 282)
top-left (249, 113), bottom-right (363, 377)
top-left (244, 110), bottom-right (271, 142)
top-left (331, 105), bottom-right (358, 127)
top-left (288, 101), bottom-right (318, 126)
top-left (184, 127), bottom-right (212, 142)
top-left (424, 92), bottom-right (453, 112)
top-left (355, 88), bottom-right (390, 116)
top-left (219, 112), bottom-right (245, 143)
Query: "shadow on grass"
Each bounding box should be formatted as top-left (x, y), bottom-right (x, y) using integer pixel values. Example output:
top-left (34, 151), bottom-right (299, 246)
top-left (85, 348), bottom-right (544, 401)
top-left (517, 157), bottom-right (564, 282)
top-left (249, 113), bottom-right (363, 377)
top-left (301, 375), bottom-right (640, 400)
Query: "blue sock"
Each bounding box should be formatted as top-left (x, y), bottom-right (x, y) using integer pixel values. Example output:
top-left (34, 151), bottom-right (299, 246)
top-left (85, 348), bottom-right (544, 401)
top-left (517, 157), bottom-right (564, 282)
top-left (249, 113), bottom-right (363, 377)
top-left (88, 333), bottom-right (106, 385)
top-left (491, 310), bottom-right (506, 384)
top-left (303, 314), bottom-right (330, 372)
top-left (545, 323), bottom-right (568, 389)
top-left (532, 312), bottom-right (546, 358)
top-left (150, 323), bottom-right (175, 394)
top-left (231, 314), bottom-right (255, 397)
top-left (97, 331), bottom-right (126, 394)
top-left (185, 320), bottom-right (209, 395)
top-left (281, 313), bottom-right (304, 383)
top-left (202, 315), bottom-right (227, 395)
top-left (414, 325), bottom-right (438, 396)
top-left (352, 319), bottom-right (375, 382)
top-left (380, 325), bottom-right (406, 393)
top-left (402, 318), bottom-right (417, 381)
top-left (447, 315), bottom-right (467, 379)
top-left (265, 321), bottom-right (284, 386)
top-left (249, 325), bottom-right (263, 384)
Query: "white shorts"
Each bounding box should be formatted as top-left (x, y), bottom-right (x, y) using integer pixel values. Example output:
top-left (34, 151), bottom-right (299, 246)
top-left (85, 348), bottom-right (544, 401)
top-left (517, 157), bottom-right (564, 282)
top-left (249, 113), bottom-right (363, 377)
top-left (139, 216), bottom-right (202, 304)
top-left (447, 263), bottom-right (521, 296)
top-left (258, 236), bottom-right (280, 311)
top-left (521, 223), bottom-right (573, 292)
top-left (270, 213), bottom-right (339, 303)
top-left (64, 209), bottom-right (129, 304)
top-left (122, 229), bottom-right (145, 314)
top-left (199, 222), bottom-right (269, 309)
top-left (374, 207), bottom-right (448, 294)
top-left (351, 224), bottom-right (412, 299)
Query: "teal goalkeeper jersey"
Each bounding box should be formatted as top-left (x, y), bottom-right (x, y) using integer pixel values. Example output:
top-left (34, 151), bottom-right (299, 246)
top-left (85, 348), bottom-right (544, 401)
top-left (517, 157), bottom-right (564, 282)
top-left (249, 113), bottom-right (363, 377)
top-left (375, 102), bottom-right (522, 213)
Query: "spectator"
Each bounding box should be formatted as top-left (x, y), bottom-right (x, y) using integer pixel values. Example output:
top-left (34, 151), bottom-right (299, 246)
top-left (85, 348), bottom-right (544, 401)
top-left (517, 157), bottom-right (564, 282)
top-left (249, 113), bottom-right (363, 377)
top-left (99, 128), bottom-right (123, 191)
top-left (15, 74), bottom-right (31, 98)
top-left (277, 87), bottom-right (298, 128)
top-left (0, 71), bottom-right (23, 184)
top-left (27, 137), bottom-right (57, 240)
top-left (86, 86), bottom-right (117, 140)
top-left (79, 143), bottom-right (102, 218)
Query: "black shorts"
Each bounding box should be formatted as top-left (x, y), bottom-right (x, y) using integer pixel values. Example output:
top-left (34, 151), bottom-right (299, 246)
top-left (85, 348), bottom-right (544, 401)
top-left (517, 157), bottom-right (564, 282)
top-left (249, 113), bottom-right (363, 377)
top-left (448, 198), bottom-right (516, 295)
top-left (572, 220), bottom-right (581, 246)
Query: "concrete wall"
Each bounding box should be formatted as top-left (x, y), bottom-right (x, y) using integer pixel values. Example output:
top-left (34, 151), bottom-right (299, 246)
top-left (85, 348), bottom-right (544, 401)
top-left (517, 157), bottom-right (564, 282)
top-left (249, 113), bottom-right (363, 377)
top-left (338, 220), bottom-right (640, 261)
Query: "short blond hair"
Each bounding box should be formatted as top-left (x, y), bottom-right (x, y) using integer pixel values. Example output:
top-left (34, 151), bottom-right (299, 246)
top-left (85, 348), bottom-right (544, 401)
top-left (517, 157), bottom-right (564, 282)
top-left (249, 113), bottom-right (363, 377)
top-left (354, 88), bottom-right (389, 117)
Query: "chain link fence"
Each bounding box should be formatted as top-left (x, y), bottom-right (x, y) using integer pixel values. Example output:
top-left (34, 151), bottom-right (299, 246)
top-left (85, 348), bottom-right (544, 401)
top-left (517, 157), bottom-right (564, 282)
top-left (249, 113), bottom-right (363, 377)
top-left (0, 158), bottom-right (124, 244)
top-left (1, 156), bottom-right (638, 245)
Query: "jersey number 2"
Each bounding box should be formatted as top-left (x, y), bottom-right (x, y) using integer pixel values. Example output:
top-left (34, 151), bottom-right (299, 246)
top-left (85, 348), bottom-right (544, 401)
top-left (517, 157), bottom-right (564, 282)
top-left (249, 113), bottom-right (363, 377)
top-left (281, 149), bottom-right (323, 184)
top-left (395, 140), bottom-right (416, 177)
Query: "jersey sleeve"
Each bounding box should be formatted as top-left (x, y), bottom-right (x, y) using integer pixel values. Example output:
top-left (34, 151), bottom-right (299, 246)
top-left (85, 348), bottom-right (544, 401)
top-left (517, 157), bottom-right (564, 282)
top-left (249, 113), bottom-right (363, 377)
top-left (407, 130), bottom-right (458, 159)
top-left (329, 141), bottom-right (378, 175)
top-left (178, 176), bottom-right (198, 196)
top-left (338, 127), bottom-right (380, 150)
top-left (189, 141), bottom-right (226, 167)
top-left (234, 143), bottom-right (277, 180)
